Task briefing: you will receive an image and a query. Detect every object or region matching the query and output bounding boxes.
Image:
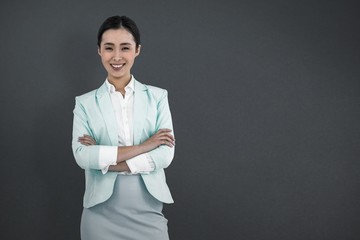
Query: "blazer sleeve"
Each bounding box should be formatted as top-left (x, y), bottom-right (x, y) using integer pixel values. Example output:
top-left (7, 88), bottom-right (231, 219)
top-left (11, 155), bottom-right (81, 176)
top-left (72, 96), bottom-right (102, 170)
top-left (148, 89), bottom-right (175, 170)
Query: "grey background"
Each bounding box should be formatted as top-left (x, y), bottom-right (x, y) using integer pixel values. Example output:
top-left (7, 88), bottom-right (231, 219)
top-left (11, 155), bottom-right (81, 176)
top-left (1, 0), bottom-right (359, 239)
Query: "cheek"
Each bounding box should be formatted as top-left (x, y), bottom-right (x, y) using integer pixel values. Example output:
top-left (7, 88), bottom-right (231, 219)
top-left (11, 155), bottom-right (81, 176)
top-left (100, 52), bottom-right (110, 60)
top-left (100, 55), bottom-right (111, 65)
top-left (101, 58), bottom-right (108, 67)
top-left (126, 54), bottom-right (137, 63)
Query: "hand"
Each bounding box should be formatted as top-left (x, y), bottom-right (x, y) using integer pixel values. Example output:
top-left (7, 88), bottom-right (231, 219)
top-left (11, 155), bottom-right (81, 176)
top-left (108, 162), bottom-right (130, 172)
top-left (140, 129), bottom-right (175, 152)
top-left (78, 134), bottom-right (97, 146)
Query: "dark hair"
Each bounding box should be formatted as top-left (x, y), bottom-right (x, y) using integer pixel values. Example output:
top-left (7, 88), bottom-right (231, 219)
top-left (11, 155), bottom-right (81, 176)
top-left (97, 15), bottom-right (141, 48)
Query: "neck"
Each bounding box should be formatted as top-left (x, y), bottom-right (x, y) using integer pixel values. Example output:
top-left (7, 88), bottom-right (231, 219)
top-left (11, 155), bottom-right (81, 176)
top-left (108, 75), bottom-right (131, 92)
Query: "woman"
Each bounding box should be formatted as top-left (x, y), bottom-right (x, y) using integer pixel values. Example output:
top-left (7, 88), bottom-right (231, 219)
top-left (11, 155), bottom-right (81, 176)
top-left (72, 15), bottom-right (175, 240)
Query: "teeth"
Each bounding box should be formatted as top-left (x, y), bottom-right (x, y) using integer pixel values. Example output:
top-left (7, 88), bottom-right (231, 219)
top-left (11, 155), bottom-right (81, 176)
top-left (112, 64), bottom-right (123, 68)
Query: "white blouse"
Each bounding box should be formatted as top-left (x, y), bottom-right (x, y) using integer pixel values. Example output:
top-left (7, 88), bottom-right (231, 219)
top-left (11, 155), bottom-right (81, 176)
top-left (98, 76), bottom-right (155, 174)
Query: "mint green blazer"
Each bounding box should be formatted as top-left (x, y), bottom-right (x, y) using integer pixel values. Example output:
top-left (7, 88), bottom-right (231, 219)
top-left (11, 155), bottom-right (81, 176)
top-left (72, 79), bottom-right (174, 208)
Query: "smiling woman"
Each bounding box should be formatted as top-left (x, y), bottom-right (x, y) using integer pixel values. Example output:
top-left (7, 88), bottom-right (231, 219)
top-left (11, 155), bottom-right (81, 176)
top-left (72, 16), bottom-right (175, 240)
top-left (98, 28), bottom-right (141, 93)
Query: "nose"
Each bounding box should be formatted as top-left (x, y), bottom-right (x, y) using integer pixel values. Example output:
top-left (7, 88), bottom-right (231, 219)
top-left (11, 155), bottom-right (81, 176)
top-left (113, 50), bottom-right (122, 61)
top-left (113, 56), bottom-right (122, 61)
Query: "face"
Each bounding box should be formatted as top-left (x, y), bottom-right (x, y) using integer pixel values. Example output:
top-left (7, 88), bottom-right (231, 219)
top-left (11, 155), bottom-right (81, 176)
top-left (98, 28), bottom-right (140, 83)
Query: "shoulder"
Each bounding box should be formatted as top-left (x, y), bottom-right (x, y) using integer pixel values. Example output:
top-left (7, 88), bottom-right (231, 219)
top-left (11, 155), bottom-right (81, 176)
top-left (75, 82), bottom-right (106, 103)
top-left (75, 89), bottom-right (97, 101)
top-left (74, 90), bottom-right (97, 109)
top-left (145, 84), bottom-right (168, 97)
top-left (134, 78), bottom-right (169, 101)
top-left (144, 84), bottom-right (169, 104)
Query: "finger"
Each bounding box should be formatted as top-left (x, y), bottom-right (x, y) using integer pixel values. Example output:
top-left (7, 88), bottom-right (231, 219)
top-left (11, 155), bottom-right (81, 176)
top-left (81, 135), bottom-right (95, 141)
top-left (78, 138), bottom-right (96, 146)
top-left (80, 135), bottom-right (94, 140)
top-left (88, 138), bottom-right (96, 145)
top-left (162, 140), bottom-right (174, 147)
top-left (79, 141), bottom-right (90, 146)
top-left (79, 136), bottom-right (97, 144)
top-left (79, 140), bottom-right (90, 145)
top-left (159, 137), bottom-right (175, 146)
top-left (158, 133), bottom-right (175, 141)
top-left (160, 136), bottom-right (175, 143)
top-left (78, 138), bottom-right (91, 144)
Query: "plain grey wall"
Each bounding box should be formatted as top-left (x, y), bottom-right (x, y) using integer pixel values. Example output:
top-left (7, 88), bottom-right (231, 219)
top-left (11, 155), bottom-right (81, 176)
top-left (1, 0), bottom-right (359, 239)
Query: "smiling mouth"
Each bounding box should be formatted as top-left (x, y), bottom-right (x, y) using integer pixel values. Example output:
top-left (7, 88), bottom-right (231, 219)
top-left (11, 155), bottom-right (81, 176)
top-left (111, 63), bottom-right (125, 69)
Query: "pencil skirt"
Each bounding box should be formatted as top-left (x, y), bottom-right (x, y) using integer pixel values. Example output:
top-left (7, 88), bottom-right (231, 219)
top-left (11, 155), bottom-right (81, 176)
top-left (80, 174), bottom-right (169, 240)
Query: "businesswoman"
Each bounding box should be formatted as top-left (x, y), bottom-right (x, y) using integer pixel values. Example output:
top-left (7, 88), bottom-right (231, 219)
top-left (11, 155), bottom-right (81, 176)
top-left (72, 15), bottom-right (175, 240)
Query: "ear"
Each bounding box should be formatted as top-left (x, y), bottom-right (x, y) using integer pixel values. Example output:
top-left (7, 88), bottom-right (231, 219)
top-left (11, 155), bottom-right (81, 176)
top-left (97, 47), bottom-right (101, 56)
top-left (135, 45), bottom-right (141, 57)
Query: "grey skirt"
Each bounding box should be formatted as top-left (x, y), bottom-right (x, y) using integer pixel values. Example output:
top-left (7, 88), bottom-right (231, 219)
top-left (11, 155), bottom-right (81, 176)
top-left (81, 174), bottom-right (169, 240)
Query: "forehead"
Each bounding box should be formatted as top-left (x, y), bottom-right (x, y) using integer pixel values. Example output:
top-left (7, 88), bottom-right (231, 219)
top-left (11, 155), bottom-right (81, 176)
top-left (101, 28), bottom-right (136, 45)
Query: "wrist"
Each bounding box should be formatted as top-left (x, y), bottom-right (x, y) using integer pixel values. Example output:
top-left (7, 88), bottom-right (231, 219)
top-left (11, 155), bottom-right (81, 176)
top-left (138, 143), bottom-right (148, 153)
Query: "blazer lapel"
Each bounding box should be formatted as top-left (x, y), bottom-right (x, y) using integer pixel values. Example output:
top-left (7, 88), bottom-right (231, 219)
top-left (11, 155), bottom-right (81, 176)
top-left (133, 80), bottom-right (148, 145)
top-left (96, 82), bottom-right (118, 146)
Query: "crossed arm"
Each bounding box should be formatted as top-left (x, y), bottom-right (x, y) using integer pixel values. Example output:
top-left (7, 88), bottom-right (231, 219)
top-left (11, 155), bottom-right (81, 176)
top-left (78, 129), bottom-right (175, 172)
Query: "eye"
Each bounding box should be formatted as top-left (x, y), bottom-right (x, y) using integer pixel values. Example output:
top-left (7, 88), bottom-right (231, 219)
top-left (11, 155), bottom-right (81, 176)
top-left (105, 47), bottom-right (113, 51)
top-left (122, 47), bottom-right (130, 51)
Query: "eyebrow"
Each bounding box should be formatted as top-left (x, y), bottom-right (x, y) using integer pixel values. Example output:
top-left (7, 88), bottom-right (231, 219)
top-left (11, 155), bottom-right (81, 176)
top-left (103, 42), bottom-right (132, 46)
